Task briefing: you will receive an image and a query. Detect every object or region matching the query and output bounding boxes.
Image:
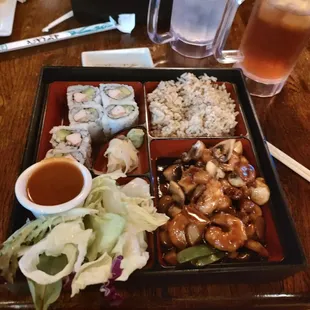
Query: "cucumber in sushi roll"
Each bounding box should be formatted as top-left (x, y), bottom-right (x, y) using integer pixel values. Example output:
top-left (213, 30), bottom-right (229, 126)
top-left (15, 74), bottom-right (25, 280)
top-left (101, 102), bottom-right (139, 137)
top-left (67, 85), bottom-right (101, 108)
top-left (68, 103), bottom-right (104, 141)
top-left (100, 84), bottom-right (135, 108)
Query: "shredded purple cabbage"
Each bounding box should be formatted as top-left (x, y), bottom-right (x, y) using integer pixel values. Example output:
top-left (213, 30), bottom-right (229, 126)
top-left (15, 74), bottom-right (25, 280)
top-left (100, 255), bottom-right (123, 306)
top-left (110, 255), bottom-right (123, 280)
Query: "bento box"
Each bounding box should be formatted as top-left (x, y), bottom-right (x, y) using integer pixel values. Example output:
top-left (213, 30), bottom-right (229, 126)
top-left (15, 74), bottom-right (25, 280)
top-left (9, 67), bottom-right (306, 284)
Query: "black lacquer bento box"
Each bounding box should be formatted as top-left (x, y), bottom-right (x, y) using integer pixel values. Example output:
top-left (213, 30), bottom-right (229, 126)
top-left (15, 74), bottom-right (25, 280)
top-left (9, 67), bottom-right (306, 284)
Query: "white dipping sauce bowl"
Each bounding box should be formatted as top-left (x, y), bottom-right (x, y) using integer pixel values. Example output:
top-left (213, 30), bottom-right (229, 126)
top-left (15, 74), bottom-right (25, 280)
top-left (15, 158), bottom-right (92, 217)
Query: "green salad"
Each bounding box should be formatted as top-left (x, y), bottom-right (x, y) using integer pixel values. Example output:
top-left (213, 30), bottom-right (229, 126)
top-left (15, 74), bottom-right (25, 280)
top-left (0, 171), bottom-right (168, 309)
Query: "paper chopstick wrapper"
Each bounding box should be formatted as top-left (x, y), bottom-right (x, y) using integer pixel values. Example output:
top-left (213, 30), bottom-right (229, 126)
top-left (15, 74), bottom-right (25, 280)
top-left (0, 14), bottom-right (135, 53)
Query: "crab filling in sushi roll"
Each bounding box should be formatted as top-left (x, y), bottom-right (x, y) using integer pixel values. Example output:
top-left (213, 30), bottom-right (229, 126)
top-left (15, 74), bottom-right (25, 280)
top-left (107, 105), bottom-right (135, 119)
top-left (73, 108), bottom-right (100, 123)
top-left (53, 129), bottom-right (82, 146)
top-left (105, 86), bottom-right (132, 100)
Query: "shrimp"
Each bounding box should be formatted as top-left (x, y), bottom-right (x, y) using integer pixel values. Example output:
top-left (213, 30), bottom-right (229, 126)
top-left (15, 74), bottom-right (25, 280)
top-left (196, 179), bottom-right (231, 215)
top-left (167, 213), bottom-right (189, 249)
top-left (205, 213), bottom-right (247, 252)
top-left (244, 240), bottom-right (269, 257)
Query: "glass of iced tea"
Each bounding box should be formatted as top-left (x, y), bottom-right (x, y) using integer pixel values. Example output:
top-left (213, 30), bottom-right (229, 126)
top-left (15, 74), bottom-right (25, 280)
top-left (213, 0), bottom-right (310, 97)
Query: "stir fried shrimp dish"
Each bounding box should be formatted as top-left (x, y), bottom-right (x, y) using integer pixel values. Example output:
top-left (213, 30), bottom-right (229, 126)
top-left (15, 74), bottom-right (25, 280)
top-left (157, 139), bottom-right (271, 267)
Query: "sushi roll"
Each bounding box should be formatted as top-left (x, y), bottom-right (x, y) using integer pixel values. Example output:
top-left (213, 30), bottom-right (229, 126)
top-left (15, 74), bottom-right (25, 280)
top-left (49, 124), bottom-right (91, 154)
top-left (68, 103), bottom-right (104, 141)
top-left (67, 85), bottom-right (101, 108)
top-left (45, 147), bottom-right (92, 168)
top-left (100, 84), bottom-right (135, 108)
top-left (101, 101), bottom-right (139, 137)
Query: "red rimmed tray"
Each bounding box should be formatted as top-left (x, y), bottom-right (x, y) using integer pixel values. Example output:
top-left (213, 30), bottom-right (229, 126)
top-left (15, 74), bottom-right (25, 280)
top-left (10, 67), bottom-right (305, 284)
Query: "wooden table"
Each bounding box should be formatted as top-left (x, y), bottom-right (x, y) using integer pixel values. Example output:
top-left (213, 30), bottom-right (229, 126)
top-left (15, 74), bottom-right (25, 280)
top-left (0, 0), bottom-right (309, 309)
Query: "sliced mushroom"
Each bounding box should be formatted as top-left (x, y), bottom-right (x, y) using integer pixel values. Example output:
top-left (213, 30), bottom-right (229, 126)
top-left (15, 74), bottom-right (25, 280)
top-left (249, 177), bottom-right (270, 205)
top-left (212, 139), bottom-right (235, 163)
top-left (167, 213), bottom-right (189, 249)
top-left (191, 184), bottom-right (206, 203)
top-left (221, 152), bottom-right (241, 172)
top-left (163, 164), bottom-right (182, 182)
top-left (178, 166), bottom-right (201, 194)
top-left (178, 178), bottom-right (197, 194)
top-left (233, 141), bottom-right (243, 155)
top-left (159, 230), bottom-right (173, 248)
top-left (228, 172), bottom-right (246, 187)
top-left (169, 181), bottom-right (185, 205)
top-left (201, 148), bottom-right (213, 163)
top-left (158, 195), bottom-right (174, 213)
top-left (185, 223), bottom-right (202, 246)
top-left (216, 168), bottom-right (225, 179)
top-left (163, 249), bottom-right (178, 265)
top-left (181, 152), bottom-right (191, 163)
top-left (167, 205), bottom-right (182, 218)
top-left (235, 163), bottom-right (256, 184)
top-left (206, 160), bottom-right (218, 178)
top-left (188, 140), bottom-right (206, 160)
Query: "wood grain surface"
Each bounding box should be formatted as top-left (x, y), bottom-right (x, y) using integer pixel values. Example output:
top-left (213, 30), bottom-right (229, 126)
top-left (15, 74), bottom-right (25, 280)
top-left (0, 0), bottom-right (310, 309)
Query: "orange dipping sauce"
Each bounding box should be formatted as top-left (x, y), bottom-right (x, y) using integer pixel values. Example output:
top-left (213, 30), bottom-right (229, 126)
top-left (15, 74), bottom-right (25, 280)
top-left (26, 159), bottom-right (84, 206)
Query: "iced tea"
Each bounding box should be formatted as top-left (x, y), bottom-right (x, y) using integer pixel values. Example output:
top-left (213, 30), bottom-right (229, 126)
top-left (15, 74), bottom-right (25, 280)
top-left (238, 0), bottom-right (310, 82)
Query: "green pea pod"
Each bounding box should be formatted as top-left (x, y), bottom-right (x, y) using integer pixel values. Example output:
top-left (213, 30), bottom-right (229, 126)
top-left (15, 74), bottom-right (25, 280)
top-left (191, 252), bottom-right (225, 267)
top-left (176, 244), bottom-right (217, 264)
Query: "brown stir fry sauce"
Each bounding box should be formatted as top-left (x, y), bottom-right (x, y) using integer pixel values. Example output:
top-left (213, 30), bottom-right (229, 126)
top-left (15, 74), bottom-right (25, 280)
top-left (157, 140), bottom-right (271, 266)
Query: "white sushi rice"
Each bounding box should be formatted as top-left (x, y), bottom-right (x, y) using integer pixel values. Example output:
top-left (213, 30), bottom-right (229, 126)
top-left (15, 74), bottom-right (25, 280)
top-left (148, 73), bottom-right (238, 137)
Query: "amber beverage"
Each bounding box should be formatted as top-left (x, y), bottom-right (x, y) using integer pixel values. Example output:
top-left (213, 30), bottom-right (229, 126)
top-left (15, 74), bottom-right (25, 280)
top-left (238, 0), bottom-right (310, 83)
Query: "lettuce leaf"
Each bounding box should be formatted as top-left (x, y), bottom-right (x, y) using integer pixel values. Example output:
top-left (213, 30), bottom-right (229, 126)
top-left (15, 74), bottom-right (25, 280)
top-left (71, 252), bottom-right (112, 297)
top-left (27, 253), bottom-right (68, 310)
top-left (19, 220), bottom-right (93, 285)
top-left (111, 230), bottom-right (149, 281)
top-left (0, 208), bottom-right (97, 283)
top-left (84, 176), bottom-right (127, 215)
top-left (85, 214), bottom-right (126, 262)
top-left (126, 201), bottom-right (168, 233)
top-left (121, 178), bottom-right (151, 199)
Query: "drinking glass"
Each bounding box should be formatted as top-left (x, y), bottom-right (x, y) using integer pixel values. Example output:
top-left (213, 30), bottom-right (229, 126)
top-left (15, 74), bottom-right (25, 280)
top-left (213, 0), bottom-right (310, 97)
top-left (147, 0), bottom-right (240, 59)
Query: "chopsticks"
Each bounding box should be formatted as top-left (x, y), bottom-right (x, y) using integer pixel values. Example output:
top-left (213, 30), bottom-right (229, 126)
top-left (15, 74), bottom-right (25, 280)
top-left (267, 141), bottom-right (310, 183)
